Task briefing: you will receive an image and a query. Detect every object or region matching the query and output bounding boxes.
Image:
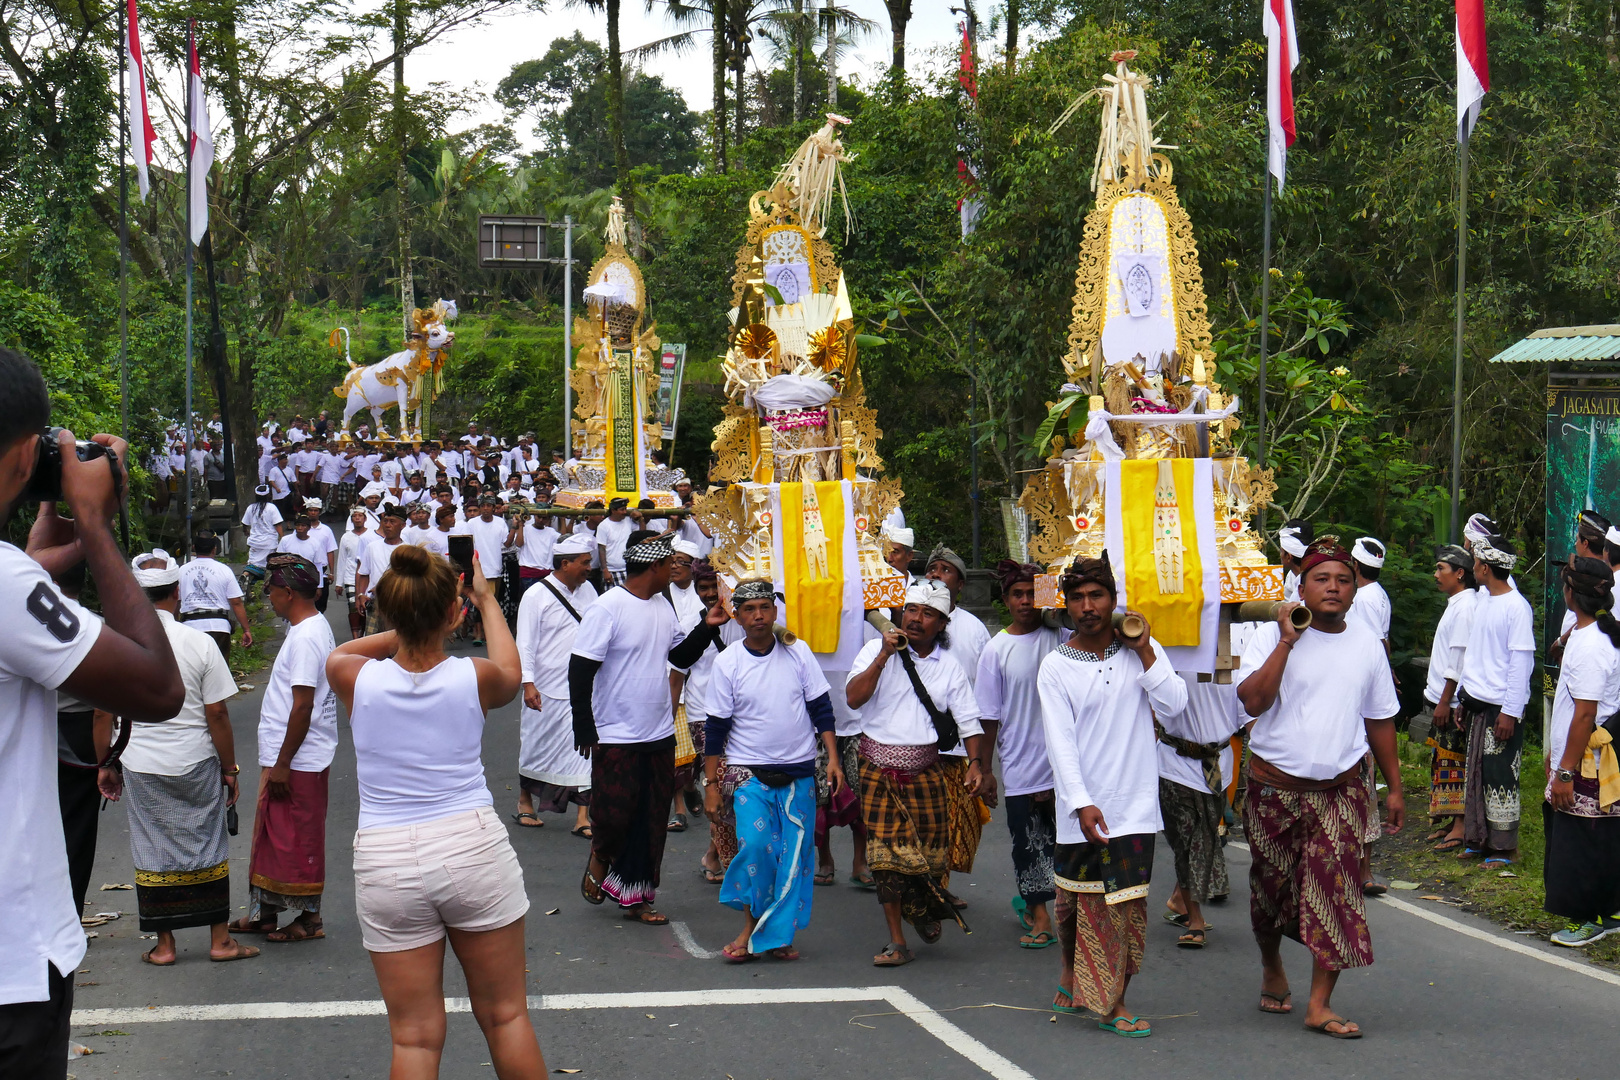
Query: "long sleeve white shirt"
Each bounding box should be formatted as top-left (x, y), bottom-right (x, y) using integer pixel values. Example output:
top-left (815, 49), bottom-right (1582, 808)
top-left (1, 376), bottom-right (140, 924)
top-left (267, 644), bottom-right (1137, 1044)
top-left (846, 638), bottom-right (983, 748)
top-left (516, 576), bottom-right (599, 698)
top-left (1424, 588), bottom-right (1477, 705)
top-left (1038, 639), bottom-right (1187, 843)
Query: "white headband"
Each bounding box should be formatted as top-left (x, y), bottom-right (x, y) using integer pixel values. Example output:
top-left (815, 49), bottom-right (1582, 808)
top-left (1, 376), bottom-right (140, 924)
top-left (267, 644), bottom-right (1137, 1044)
top-left (1352, 537), bottom-right (1386, 568)
top-left (131, 549), bottom-right (180, 587)
top-left (885, 526), bottom-right (915, 549)
top-left (1278, 526), bottom-right (1306, 559)
top-left (904, 580), bottom-right (952, 616)
top-left (1607, 526), bottom-right (1620, 548)
top-left (671, 538), bottom-right (703, 559)
top-left (1463, 513), bottom-right (1497, 546)
top-left (554, 533), bottom-right (594, 556)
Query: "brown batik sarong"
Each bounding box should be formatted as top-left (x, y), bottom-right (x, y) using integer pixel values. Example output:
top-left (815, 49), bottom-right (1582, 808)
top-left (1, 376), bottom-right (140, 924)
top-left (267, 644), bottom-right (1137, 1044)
top-left (1244, 756), bottom-right (1373, 970)
top-left (857, 752), bottom-right (968, 934)
top-left (590, 737), bottom-right (678, 908)
top-left (1055, 889), bottom-right (1147, 1015)
top-left (940, 755), bottom-right (987, 873)
top-left (1157, 777), bottom-right (1229, 903)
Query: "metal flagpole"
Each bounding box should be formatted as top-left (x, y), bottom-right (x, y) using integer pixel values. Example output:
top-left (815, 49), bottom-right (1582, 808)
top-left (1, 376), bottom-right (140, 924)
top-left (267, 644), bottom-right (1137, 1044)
top-left (562, 215), bottom-right (573, 457)
top-left (183, 19), bottom-right (196, 560)
top-left (1450, 128), bottom-right (1469, 545)
top-left (117, 0), bottom-right (130, 550)
top-left (1257, 159), bottom-right (1272, 543)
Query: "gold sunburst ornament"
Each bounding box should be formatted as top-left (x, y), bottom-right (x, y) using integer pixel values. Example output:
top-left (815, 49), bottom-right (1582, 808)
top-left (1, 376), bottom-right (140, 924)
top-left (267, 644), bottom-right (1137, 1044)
top-left (807, 325), bottom-right (846, 372)
top-left (735, 323), bottom-right (779, 360)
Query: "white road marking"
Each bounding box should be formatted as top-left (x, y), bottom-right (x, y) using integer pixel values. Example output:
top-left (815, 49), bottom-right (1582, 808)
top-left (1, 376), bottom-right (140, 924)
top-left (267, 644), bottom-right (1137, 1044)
top-left (71, 985), bottom-right (1037, 1079)
top-left (670, 920), bottom-right (721, 960)
top-left (1229, 839), bottom-right (1620, 989)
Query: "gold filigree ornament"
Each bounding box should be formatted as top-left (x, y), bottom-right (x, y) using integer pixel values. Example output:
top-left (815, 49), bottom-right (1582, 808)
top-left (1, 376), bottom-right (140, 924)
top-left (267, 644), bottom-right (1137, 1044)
top-left (735, 323), bottom-right (780, 361)
top-left (807, 325), bottom-right (847, 372)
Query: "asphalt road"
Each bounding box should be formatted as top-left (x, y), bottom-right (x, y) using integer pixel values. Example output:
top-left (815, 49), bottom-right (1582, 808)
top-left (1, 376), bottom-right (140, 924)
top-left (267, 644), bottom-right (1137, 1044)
top-left (67, 604), bottom-right (1620, 1079)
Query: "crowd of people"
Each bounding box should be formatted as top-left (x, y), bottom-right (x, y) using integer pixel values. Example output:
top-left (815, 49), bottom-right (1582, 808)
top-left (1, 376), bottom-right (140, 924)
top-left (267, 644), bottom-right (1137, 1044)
top-left (6, 344), bottom-right (1620, 1077)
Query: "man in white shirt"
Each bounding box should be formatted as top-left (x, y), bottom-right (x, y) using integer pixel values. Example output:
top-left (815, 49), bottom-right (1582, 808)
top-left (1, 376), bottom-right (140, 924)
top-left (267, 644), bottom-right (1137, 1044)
top-left (923, 543), bottom-right (992, 878)
top-left (514, 533), bottom-right (598, 834)
top-left (293, 442), bottom-right (321, 497)
top-left (1036, 554), bottom-right (1185, 1035)
top-left (1157, 674), bottom-right (1245, 947)
top-left (595, 498), bottom-right (636, 585)
top-left (178, 532), bottom-right (253, 660)
top-left (275, 516), bottom-right (333, 613)
top-left (975, 561), bottom-right (1060, 950)
top-left (884, 526), bottom-right (918, 585)
top-left (513, 509), bottom-right (559, 604)
top-left (0, 363), bottom-right (183, 1071)
top-left (570, 532), bottom-right (727, 924)
top-left (1236, 537), bottom-right (1402, 1040)
top-left (1457, 531), bottom-right (1536, 863)
top-left (702, 579), bottom-right (839, 962)
top-left (354, 504), bottom-right (408, 634)
top-left (1276, 519), bottom-right (1313, 602)
top-left (667, 539), bottom-right (705, 624)
top-left (1346, 537), bottom-right (1392, 653)
top-left (846, 580), bottom-right (987, 967)
top-left (228, 553), bottom-right (337, 944)
top-left (465, 496), bottom-right (515, 619)
top-left (335, 509), bottom-right (379, 640)
top-left (266, 451), bottom-right (296, 520)
top-left (104, 552), bottom-right (256, 965)
top-left (317, 442), bottom-right (349, 508)
top-left (1426, 544), bottom-right (1477, 852)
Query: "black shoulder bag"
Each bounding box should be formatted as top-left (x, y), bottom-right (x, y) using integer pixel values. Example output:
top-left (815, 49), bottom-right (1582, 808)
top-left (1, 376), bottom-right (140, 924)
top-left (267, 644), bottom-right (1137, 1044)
top-left (895, 648), bottom-right (960, 751)
top-left (539, 577), bottom-right (582, 622)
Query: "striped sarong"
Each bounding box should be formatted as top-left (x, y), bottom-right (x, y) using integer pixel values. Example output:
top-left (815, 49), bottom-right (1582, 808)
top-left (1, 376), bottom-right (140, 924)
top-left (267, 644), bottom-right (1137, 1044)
top-left (125, 757), bottom-right (231, 932)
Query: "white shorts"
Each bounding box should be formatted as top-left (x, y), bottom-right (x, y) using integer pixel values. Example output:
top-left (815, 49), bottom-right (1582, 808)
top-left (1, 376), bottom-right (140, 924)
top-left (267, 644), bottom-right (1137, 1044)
top-left (353, 805), bottom-right (529, 952)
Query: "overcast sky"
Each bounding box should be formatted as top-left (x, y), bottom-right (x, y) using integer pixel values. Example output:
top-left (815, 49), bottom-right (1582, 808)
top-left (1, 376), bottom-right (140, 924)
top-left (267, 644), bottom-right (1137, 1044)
top-left (424, 0), bottom-right (999, 143)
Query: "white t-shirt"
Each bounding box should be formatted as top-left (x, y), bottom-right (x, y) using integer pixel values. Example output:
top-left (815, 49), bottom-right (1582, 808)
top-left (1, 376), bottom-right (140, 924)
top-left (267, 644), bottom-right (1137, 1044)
top-left (941, 605), bottom-right (992, 689)
top-left (846, 638), bottom-right (983, 748)
top-left (178, 557), bottom-right (243, 634)
top-left (336, 529), bottom-right (379, 587)
top-left (706, 638), bottom-right (831, 767)
top-left (257, 612), bottom-right (338, 772)
top-left (1347, 579), bottom-right (1391, 641)
top-left (1459, 587), bottom-right (1537, 717)
top-left (595, 515), bottom-right (636, 572)
top-left (466, 516), bottom-right (510, 575)
top-left (1237, 621), bottom-right (1400, 781)
top-left (1157, 675), bottom-right (1245, 793)
top-left (122, 611), bottom-right (238, 775)
top-left (307, 522), bottom-right (339, 571)
top-left (517, 523), bottom-right (558, 570)
top-left (0, 543), bottom-right (100, 1001)
top-left (358, 538), bottom-right (405, 593)
top-left (318, 452), bottom-right (348, 484)
top-left (975, 627), bottom-right (1059, 796)
top-left (415, 528), bottom-right (452, 560)
top-left (1425, 589), bottom-right (1476, 704)
top-left (1038, 640), bottom-right (1187, 842)
top-left (518, 576), bottom-right (599, 697)
top-left (378, 459), bottom-right (404, 489)
top-left (572, 588), bottom-right (686, 743)
top-left (266, 465), bottom-right (293, 499)
top-left (576, 521), bottom-right (601, 569)
top-left (276, 532), bottom-right (331, 585)
top-left (242, 502), bottom-right (284, 565)
top-left (294, 448), bottom-right (322, 475)
top-left (1546, 622), bottom-right (1620, 795)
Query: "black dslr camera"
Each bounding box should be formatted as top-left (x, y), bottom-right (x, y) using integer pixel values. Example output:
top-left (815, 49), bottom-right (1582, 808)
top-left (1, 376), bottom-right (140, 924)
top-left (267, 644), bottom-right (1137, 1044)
top-left (23, 426), bottom-right (122, 503)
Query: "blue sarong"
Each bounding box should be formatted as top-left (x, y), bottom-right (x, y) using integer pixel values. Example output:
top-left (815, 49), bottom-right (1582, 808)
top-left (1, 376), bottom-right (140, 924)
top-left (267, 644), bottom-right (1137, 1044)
top-left (720, 774), bottom-right (817, 953)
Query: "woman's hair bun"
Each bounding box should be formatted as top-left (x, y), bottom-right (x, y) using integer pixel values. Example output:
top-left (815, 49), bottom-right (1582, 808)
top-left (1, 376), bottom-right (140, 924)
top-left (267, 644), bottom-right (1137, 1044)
top-left (390, 543), bottom-right (433, 576)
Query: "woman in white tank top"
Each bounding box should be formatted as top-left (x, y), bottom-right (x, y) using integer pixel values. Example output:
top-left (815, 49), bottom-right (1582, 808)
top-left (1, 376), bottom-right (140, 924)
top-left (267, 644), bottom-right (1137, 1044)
top-left (327, 543), bottom-right (546, 1078)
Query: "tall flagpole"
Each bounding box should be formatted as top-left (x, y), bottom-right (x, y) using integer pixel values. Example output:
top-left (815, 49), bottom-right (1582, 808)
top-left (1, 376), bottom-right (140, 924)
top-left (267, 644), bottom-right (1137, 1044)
top-left (117, 0), bottom-right (130, 550)
top-left (1257, 162), bottom-right (1272, 542)
top-left (183, 18), bottom-right (196, 560)
top-left (1450, 127), bottom-right (1468, 545)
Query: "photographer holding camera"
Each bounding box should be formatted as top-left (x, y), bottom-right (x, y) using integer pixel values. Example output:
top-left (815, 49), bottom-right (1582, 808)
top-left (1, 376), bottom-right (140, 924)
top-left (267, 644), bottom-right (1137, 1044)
top-left (0, 347), bottom-right (183, 1078)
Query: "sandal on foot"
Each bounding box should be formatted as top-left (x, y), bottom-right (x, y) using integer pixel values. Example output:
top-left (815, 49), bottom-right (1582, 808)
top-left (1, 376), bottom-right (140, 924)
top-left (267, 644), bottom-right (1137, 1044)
top-left (140, 948), bottom-right (175, 967)
top-left (227, 917), bottom-right (278, 935)
top-left (511, 811), bottom-right (544, 828)
top-left (581, 867), bottom-right (606, 905)
top-left (683, 790), bottom-right (705, 818)
top-left (209, 941), bottom-right (261, 963)
top-left (1019, 930), bottom-right (1057, 950)
top-left (766, 946), bottom-right (800, 961)
top-left (1259, 991), bottom-right (1293, 1014)
top-left (918, 919), bottom-right (943, 944)
top-left (1177, 927), bottom-right (1207, 949)
top-left (570, 824), bottom-right (593, 839)
top-left (1481, 857), bottom-right (1515, 869)
top-left (814, 868), bottom-right (836, 886)
top-left (849, 872), bottom-right (876, 890)
top-left (1012, 895), bottom-right (1033, 931)
top-left (1432, 837), bottom-right (1465, 852)
top-left (1305, 1015), bottom-right (1362, 1039)
top-left (1099, 1016), bottom-right (1151, 1038)
top-left (1362, 881), bottom-right (1388, 897)
top-left (667, 814), bottom-right (688, 833)
top-left (623, 906), bottom-right (669, 925)
top-left (873, 943), bottom-right (913, 967)
top-left (1456, 847), bottom-right (1485, 860)
top-left (266, 919), bottom-right (324, 944)
top-left (720, 942), bottom-right (756, 963)
top-left (701, 865), bottom-right (724, 884)
top-left (1053, 987), bottom-right (1083, 1015)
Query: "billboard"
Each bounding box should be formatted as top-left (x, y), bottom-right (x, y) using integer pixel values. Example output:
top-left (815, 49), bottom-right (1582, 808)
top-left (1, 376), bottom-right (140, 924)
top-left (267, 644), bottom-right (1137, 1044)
top-left (658, 343), bottom-right (687, 443)
top-left (1543, 384), bottom-right (1620, 685)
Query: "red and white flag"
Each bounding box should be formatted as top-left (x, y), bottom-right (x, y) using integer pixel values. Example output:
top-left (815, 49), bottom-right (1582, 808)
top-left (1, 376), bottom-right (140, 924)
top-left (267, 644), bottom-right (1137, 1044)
top-left (1456, 0), bottom-right (1490, 140)
top-left (187, 24), bottom-right (213, 246)
top-left (125, 0), bottom-right (156, 200)
top-left (1263, 0), bottom-right (1299, 189)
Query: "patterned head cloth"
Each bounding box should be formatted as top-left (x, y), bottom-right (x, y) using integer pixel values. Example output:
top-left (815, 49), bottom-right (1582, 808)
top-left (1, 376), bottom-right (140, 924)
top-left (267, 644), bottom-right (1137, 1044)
top-left (904, 579), bottom-right (953, 616)
top-left (926, 543), bottom-right (967, 579)
top-left (1472, 532), bottom-right (1518, 570)
top-left (624, 536), bottom-right (673, 566)
top-left (265, 552), bottom-right (321, 593)
top-left (1436, 544), bottom-right (1473, 572)
top-left (1562, 556), bottom-right (1615, 609)
top-left (1463, 513), bottom-right (1499, 548)
top-left (691, 559), bottom-right (718, 583)
top-left (379, 502), bottom-right (408, 521)
top-left (1060, 551), bottom-right (1116, 601)
top-left (1577, 508), bottom-right (1612, 544)
top-left (731, 579), bottom-right (777, 604)
top-left (996, 559), bottom-right (1041, 596)
top-left (1298, 536), bottom-right (1354, 576)
top-left (609, 497), bottom-right (630, 511)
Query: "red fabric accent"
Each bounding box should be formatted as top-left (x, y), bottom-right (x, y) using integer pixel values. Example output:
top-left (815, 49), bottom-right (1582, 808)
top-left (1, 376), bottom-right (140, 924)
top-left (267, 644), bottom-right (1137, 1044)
top-left (248, 768), bottom-right (329, 895)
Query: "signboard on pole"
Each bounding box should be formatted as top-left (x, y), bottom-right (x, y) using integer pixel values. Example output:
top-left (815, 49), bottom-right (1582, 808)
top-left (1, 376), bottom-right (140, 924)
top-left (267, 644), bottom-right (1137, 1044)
top-left (658, 343), bottom-right (687, 444)
top-left (1544, 385), bottom-right (1620, 688)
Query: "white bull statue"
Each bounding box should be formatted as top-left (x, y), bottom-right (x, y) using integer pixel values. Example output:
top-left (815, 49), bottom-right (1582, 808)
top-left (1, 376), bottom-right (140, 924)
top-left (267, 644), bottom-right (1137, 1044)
top-left (334, 300), bottom-right (457, 441)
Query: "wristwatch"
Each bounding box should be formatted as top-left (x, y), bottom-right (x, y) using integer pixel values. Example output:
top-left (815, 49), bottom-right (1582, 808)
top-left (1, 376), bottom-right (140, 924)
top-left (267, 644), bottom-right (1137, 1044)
top-left (1557, 768), bottom-right (1575, 783)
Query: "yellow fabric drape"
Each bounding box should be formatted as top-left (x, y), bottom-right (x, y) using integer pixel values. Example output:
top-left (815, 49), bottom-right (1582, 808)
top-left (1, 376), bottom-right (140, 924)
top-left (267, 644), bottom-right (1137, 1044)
top-left (603, 349), bottom-right (642, 502)
top-left (1119, 458), bottom-right (1203, 646)
top-left (778, 480), bottom-right (845, 653)
top-left (1583, 727), bottom-right (1620, 810)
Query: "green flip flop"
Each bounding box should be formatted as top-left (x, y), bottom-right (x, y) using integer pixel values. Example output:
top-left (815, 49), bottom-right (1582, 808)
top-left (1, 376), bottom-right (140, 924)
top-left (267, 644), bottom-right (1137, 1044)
top-left (1011, 896), bottom-right (1033, 931)
top-left (1020, 930), bottom-right (1057, 949)
top-left (1053, 986), bottom-right (1083, 1015)
top-left (1099, 1015), bottom-right (1152, 1038)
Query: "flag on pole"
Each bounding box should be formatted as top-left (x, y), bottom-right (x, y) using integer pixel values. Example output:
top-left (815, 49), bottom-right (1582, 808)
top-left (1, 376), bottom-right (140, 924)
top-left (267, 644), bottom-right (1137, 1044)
top-left (955, 18), bottom-right (983, 239)
top-left (187, 26), bottom-right (213, 246)
top-left (1455, 0), bottom-right (1490, 140)
top-left (1262, 0), bottom-right (1299, 188)
top-left (125, 0), bottom-right (156, 200)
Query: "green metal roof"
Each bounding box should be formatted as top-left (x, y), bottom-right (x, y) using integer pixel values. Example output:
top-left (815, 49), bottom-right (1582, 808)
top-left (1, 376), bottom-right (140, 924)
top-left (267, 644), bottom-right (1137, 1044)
top-left (1488, 324), bottom-right (1620, 364)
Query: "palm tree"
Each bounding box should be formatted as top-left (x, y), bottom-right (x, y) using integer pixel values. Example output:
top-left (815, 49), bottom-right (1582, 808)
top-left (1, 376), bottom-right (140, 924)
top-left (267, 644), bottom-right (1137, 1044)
top-left (637, 0), bottom-right (731, 172)
top-left (756, 0), bottom-right (873, 120)
top-left (568, 0), bottom-right (632, 205)
top-left (885, 0), bottom-right (910, 76)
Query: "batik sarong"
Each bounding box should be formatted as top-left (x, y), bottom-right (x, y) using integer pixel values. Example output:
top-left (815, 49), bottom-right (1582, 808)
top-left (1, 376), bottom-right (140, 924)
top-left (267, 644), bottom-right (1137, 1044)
top-left (519, 694), bottom-right (591, 810)
top-left (940, 755), bottom-right (987, 874)
top-left (248, 766), bottom-right (329, 918)
top-left (814, 734), bottom-right (862, 843)
top-left (1158, 777), bottom-right (1228, 903)
top-left (857, 750), bottom-right (967, 934)
top-left (1244, 760), bottom-right (1373, 970)
top-left (721, 774), bottom-right (817, 953)
top-left (590, 738), bottom-right (678, 908)
top-left (712, 761), bottom-right (742, 871)
top-left (1461, 694), bottom-right (1523, 852)
top-left (1054, 889), bottom-right (1146, 1015)
top-left (1004, 792), bottom-right (1056, 906)
top-left (126, 758), bottom-right (231, 932)
top-left (1427, 716), bottom-right (1468, 819)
